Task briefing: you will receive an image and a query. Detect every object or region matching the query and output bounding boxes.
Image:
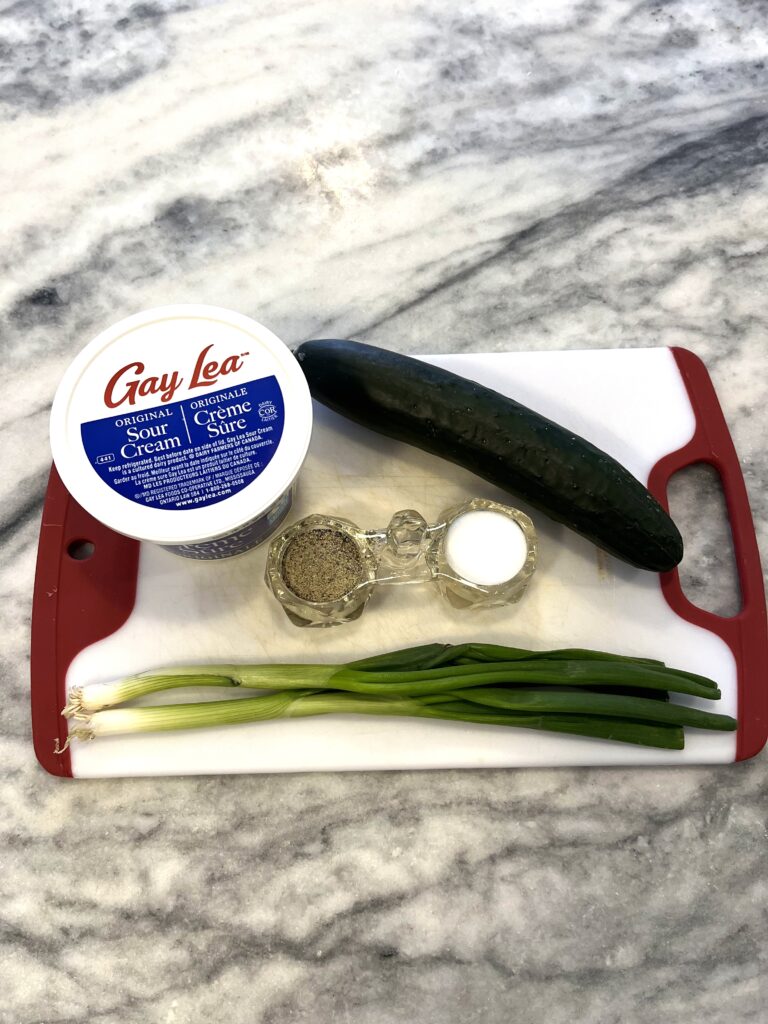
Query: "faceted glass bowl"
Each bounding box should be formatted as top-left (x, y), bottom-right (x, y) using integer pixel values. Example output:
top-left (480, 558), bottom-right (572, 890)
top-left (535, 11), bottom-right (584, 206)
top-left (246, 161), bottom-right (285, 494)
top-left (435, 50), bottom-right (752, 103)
top-left (265, 514), bottom-right (377, 627)
top-left (429, 498), bottom-right (537, 609)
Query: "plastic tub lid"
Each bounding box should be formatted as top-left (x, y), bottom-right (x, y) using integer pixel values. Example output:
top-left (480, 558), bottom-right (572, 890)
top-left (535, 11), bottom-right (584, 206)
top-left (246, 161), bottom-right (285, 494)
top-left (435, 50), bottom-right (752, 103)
top-left (50, 305), bottom-right (313, 547)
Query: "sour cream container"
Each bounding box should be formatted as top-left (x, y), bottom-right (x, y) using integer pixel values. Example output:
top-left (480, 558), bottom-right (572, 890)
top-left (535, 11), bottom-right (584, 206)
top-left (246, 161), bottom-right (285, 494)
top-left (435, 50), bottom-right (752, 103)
top-left (50, 305), bottom-right (313, 559)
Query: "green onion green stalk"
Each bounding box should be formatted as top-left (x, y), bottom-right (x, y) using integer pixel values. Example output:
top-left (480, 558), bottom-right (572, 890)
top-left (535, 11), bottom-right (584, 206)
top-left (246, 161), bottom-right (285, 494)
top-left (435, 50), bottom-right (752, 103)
top-left (57, 642), bottom-right (736, 753)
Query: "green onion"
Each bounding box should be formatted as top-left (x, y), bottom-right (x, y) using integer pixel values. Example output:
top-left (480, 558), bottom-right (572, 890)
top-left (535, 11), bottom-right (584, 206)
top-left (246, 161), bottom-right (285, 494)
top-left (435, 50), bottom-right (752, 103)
top-left (56, 689), bottom-right (687, 751)
top-left (58, 642), bottom-right (737, 753)
top-left (333, 662), bottom-right (720, 699)
top-left (62, 674), bottom-right (238, 718)
top-left (449, 688), bottom-right (736, 731)
top-left (62, 665), bottom-right (339, 718)
top-left (63, 654), bottom-right (720, 717)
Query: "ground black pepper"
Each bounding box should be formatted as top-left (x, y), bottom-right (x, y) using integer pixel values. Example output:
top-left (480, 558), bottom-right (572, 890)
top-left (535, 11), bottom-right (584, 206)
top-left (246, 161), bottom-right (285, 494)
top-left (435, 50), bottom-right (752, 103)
top-left (282, 528), bottom-right (365, 603)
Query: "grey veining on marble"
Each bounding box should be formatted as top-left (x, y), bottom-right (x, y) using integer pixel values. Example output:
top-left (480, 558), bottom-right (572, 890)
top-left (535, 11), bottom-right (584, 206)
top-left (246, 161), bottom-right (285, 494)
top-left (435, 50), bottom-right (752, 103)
top-left (1, 1), bottom-right (767, 1022)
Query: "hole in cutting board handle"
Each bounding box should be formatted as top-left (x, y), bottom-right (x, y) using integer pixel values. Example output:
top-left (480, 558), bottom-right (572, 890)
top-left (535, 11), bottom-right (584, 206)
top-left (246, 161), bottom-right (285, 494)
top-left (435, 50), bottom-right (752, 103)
top-left (67, 539), bottom-right (95, 561)
top-left (666, 462), bottom-right (742, 617)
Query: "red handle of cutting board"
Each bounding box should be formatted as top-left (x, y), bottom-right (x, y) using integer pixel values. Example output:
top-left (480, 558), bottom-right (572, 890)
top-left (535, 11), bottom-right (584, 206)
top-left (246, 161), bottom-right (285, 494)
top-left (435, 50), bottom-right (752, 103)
top-left (648, 348), bottom-right (768, 761)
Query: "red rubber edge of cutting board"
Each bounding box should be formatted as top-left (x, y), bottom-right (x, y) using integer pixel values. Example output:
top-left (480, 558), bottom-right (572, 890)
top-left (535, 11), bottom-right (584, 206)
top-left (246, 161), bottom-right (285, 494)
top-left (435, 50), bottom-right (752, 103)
top-left (30, 467), bottom-right (139, 777)
top-left (650, 348), bottom-right (768, 762)
top-left (30, 347), bottom-right (767, 777)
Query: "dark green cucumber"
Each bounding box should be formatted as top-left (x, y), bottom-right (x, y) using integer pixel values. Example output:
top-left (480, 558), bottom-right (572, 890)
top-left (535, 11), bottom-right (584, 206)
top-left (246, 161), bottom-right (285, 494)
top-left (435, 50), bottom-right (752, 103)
top-left (294, 340), bottom-right (683, 572)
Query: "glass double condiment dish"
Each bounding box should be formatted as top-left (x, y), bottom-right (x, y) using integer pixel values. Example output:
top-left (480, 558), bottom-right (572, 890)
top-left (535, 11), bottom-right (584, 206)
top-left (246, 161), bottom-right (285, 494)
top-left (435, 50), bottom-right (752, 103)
top-left (265, 498), bottom-right (537, 627)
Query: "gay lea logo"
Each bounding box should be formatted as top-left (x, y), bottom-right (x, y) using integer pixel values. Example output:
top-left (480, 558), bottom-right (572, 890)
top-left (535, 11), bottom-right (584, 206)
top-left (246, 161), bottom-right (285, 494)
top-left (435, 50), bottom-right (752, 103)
top-left (104, 345), bottom-right (249, 407)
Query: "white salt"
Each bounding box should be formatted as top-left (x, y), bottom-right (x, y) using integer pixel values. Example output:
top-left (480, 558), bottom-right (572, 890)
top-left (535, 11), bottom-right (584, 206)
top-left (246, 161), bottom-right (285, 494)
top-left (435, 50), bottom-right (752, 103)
top-left (444, 510), bottom-right (528, 586)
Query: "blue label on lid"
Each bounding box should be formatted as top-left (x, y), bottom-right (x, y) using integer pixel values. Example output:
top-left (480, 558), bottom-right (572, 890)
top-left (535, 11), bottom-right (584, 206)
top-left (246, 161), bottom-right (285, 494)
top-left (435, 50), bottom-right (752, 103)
top-left (80, 375), bottom-right (285, 511)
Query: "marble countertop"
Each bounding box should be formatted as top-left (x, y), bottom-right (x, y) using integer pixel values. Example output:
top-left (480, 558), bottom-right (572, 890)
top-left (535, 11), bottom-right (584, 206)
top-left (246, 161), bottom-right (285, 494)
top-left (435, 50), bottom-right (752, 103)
top-left (2, 2), bottom-right (767, 1021)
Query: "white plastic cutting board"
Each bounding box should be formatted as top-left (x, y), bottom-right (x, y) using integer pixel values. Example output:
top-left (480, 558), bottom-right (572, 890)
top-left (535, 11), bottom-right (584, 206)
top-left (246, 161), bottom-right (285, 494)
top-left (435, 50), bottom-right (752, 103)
top-left (58, 347), bottom-right (744, 776)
